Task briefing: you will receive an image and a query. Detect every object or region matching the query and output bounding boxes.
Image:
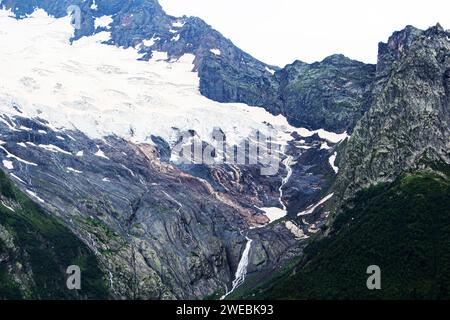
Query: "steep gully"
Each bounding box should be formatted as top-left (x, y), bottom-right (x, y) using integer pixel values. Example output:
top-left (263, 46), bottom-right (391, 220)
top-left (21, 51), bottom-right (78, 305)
top-left (221, 148), bottom-right (296, 299)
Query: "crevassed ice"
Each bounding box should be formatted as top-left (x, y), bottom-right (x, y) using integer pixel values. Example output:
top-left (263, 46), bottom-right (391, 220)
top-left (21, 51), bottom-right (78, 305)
top-left (0, 9), bottom-right (346, 152)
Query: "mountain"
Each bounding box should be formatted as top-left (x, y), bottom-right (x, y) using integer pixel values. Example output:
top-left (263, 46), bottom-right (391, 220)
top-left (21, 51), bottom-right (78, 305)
top-left (232, 24), bottom-right (450, 300)
top-left (335, 24), bottom-right (450, 202)
top-left (0, 1), bottom-right (349, 299)
top-left (0, 170), bottom-right (109, 299)
top-left (235, 170), bottom-right (450, 299)
top-left (276, 55), bottom-right (375, 132)
top-left (2, 0), bottom-right (274, 70)
top-left (0, 0), bottom-right (448, 301)
top-left (200, 53), bottom-right (376, 133)
top-left (2, 0), bottom-right (375, 133)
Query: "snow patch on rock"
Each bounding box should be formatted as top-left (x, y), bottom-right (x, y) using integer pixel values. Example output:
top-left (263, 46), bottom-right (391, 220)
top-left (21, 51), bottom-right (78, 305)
top-left (172, 20), bottom-right (185, 28)
top-left (298, 193), bottom-right (334, 216)
top-left (26, 190), bottom-right (45, 203)
top-left (2, 160), bottom-right (13, 169)
top-left (95, 148), bottom-right (109, 159)
top-left (67, 167), bottom-right (83, 174)
top-left (94, 15), bottom-right (113, 29)
top-left (210, 48), bottom-right (221, 56)
top-left (11, 173), bottom-right (26, 184)
top-left (143, 36), bottom-right (160, 47)
top-left (39, 144), bottom-right (72, 155)
top-left (265, 67), bottom-right (275, 75)
top-left (329, 152), bottom-right (338, 173)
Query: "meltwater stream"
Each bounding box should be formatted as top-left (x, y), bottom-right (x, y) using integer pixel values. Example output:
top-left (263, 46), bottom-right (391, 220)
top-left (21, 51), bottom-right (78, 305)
top-left (258, 154), bottom-right (296, 223)
top-left (279, 156), bottom-right (295, 211)
top-left (221, 155), bottom-right (295, 300)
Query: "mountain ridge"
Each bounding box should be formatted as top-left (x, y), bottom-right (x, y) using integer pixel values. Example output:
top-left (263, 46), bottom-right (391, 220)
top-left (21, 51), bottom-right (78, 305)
top-left (220, 23), bottom-right (450, 299)
top-left (2, 0), bottom-right (376, 132)
top-left (0, 0), bottom-right (448, 300)
top-left (335, 23), bottom-right (450, 203)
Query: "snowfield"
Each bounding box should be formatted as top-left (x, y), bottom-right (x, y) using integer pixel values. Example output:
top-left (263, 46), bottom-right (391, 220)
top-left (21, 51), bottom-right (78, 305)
top-left (0, 9), bottom-right (346, 152)
top-left (0, 9), bottom-right (293, 148)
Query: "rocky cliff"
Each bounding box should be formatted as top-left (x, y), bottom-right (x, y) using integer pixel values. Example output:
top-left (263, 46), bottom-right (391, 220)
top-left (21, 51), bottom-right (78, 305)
top-left (0, 170), bottom-right (109, 299)
top-left (0, 115), bottom-right (308, 299)
top-left (199, 52), bottom-right (375, 133)
top-left (335, 24), bottom-right (450, 202)
top-left (238, 170), bottom-right (450, 300)
top-left (233, 26), bottom-right (450, 299)
top-left (1, 0), bottom-right (448, 301)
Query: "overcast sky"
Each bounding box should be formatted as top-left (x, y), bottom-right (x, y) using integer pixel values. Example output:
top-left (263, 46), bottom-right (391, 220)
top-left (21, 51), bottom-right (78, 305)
top-left (159, 0), bottom-right (450, 67)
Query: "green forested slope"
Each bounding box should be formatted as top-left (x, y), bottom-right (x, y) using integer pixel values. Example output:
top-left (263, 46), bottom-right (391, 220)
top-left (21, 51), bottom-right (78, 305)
top-left (242, 171), bottom-right (450, 300)
top-left (0, 171), bottom-right (109, 299)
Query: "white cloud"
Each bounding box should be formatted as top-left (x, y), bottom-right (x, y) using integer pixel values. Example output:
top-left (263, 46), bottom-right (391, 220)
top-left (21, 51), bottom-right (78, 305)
top-left (159, 0), bottom-right (450, 66)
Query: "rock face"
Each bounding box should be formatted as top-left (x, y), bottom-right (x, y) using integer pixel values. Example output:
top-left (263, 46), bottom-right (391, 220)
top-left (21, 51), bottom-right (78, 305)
top-left (198, 55), bottom-right (281, 113)
top-left (232, 26), bottom-right (450, 300)
top-left (277, 55), bottom-right (375, 132)
top-left (0, 1), bottom-right (344, 299)
top-left (4, 0), bottom-right (447, 301)
top-left (199, 54), bottom-right (375, 133)
top-left (0, 114), bottom-right (312, 299)
top-left (336, 24), bottom-right (450, 202)
top-left (0, 170), bottom-right (109, 299)
top-left (0, 109), bottom-right (340, 299)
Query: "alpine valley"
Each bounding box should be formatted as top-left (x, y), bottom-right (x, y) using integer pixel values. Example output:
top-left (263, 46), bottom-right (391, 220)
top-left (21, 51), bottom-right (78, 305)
top-left (0, 0), bottom-right (448, 300)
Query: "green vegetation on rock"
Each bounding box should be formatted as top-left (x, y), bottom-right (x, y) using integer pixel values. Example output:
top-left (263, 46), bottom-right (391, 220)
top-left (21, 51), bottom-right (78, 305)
top-left (239, 171), bottom-right (450, 300)
top-left (0, 171), bottom-right (109, 299)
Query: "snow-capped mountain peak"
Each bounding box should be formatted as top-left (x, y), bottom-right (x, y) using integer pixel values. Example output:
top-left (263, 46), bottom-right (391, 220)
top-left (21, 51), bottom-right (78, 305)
top-left (0, 9), bottom-right (294, 149)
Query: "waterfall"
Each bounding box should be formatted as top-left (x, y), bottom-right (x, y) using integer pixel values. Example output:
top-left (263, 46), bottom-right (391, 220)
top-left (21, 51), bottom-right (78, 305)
top-left (221, 154), bottom-right (295, 299)
top-left (279, 155), bottom-right (294, 211)
top-left (108, 271), bottom-right (115, 292)
top-left (259, 154), bottom-right (296, 222)
top-left (220, 236), bottom-right (253, 300)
